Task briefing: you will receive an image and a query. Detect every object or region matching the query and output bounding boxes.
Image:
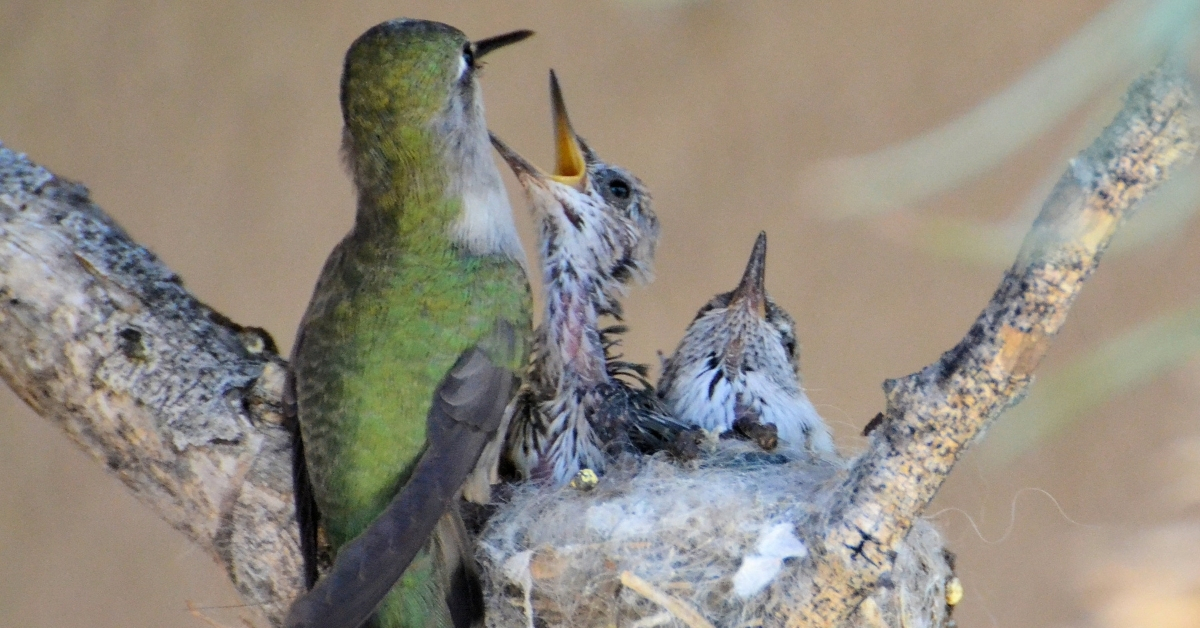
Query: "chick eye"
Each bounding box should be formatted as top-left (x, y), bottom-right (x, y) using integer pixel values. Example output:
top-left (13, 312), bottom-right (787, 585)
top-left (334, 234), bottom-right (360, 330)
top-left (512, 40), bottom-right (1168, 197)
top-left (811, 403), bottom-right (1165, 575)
top-left (608, 178), bottom-right (630, 199)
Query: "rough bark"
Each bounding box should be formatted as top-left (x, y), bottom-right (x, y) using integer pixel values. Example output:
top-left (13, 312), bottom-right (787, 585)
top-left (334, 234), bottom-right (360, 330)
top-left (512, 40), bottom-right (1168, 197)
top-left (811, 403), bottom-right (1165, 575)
top-left (0, 61), bottom-right (1194, 628)
top-left (780, 63), bottom-right (1199, 625)
top-left (0, 145), bottom-right (303, 624)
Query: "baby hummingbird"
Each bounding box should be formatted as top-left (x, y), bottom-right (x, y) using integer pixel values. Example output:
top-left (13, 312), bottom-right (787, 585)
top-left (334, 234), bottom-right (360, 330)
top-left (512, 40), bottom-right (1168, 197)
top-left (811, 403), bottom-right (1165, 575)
top-left (491, 71), bottom-right (690, 487)
top-left (658, 233), bottom-right (835, 455)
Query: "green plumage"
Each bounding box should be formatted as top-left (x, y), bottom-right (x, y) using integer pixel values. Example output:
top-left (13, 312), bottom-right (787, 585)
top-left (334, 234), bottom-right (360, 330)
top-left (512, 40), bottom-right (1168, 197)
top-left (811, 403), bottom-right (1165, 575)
top-left (291, 19), bottom-right (531, 628)
top-left (298, 223), bottom-right (528, 548)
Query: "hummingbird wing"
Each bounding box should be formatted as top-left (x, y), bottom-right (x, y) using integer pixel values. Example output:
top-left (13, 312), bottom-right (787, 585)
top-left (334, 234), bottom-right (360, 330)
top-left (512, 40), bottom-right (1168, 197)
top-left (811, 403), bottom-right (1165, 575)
top-left (284, 328), bottom-right (323, 590)
top-left (597, 326), bottom-right (700, 455)
top-left (600, 347), bottom-right (699, 456)
top-left (600, 380), bottom-right (698, 454)
top-left (284, 342), bottom-right (516, 628)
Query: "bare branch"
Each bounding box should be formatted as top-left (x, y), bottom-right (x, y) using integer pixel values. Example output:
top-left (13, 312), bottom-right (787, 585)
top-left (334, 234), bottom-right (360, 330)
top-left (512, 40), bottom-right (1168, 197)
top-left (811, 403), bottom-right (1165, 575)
top-left (783, 62), bottom-right (1200, 625)
top-left (0, 145), bottom-right (302, 624)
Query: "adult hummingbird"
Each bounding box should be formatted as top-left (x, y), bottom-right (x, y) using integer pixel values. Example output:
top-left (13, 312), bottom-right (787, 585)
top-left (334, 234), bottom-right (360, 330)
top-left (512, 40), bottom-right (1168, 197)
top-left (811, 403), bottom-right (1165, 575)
top-left (658, 233), bottom-right (835, 455)
top-left (491, 72), bottom-right (691, 487)
top-left (284, 19), bottom-right (533, 628)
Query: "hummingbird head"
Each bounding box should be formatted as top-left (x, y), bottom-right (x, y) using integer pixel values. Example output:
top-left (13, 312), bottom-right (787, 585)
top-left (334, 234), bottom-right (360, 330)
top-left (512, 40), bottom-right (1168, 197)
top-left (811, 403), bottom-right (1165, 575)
top-left (341, 19), bottom-right (532, 145)
top-left (658, 233), bottom-right (833, 453)
top-left (340, 19), bottom-right (532, 257)
top-left (491, 71), bottom-right (659, 311)
top-left (691, 232), bottom-right (799, 377)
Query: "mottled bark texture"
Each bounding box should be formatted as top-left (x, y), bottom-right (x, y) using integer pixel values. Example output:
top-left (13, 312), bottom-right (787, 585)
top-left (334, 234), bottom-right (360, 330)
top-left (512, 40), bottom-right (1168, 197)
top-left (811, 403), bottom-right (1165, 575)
top-left (781, 63), bottom-right (1199, 626)
top-left (0, 61), bottom-right (1194, 628)
top-left (0, 144), bottom-right (303, 624)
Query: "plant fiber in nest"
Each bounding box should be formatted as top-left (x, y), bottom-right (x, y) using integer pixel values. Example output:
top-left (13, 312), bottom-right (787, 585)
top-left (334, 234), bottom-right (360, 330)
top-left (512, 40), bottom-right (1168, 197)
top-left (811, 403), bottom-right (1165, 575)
top-left (479, 443), bottom-right (959, 627)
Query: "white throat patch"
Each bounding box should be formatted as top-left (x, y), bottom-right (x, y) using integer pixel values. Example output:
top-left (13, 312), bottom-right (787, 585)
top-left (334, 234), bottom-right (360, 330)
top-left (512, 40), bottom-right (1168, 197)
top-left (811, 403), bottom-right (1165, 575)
top-left (440, 78), bottom-right (527, 262)
top-left (453, 182), bottom-right (526, 261)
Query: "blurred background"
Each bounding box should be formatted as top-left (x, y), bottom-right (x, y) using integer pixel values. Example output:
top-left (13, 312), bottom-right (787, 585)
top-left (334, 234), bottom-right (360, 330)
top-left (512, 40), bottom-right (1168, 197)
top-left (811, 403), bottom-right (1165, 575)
top-left (3, 0), bottom-right (1200, 626)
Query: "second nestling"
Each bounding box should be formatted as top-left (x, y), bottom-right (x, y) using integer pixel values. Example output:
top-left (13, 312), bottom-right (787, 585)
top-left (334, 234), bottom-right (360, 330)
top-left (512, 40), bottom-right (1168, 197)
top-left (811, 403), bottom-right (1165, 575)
top-left (659, 231), bottom-right (836, 456)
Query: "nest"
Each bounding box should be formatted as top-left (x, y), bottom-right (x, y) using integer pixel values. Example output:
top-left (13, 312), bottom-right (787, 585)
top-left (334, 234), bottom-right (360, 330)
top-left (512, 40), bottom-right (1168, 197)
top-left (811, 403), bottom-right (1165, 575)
top-left (479, 443), bottom-right (959, 627)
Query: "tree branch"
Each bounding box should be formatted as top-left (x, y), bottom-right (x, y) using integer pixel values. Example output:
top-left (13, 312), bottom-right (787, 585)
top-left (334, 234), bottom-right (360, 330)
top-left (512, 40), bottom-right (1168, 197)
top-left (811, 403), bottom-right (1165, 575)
top-left (783, 62), bottom-right (1199, 625)
top-left (0, 145), bottom-right (303, 624)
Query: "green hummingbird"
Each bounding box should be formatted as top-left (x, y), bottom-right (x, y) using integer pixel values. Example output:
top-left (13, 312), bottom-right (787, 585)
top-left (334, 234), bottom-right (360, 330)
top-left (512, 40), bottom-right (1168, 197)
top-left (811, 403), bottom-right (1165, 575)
top-left (283, 19), bottom-right (533, 628)
top-left (491, 72), bottom-right (691, 486)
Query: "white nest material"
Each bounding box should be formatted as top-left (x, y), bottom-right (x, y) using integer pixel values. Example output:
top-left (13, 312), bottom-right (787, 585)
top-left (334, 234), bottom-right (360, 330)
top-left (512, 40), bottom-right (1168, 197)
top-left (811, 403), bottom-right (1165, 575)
top-left (479, 444), bottom-right (958, 627)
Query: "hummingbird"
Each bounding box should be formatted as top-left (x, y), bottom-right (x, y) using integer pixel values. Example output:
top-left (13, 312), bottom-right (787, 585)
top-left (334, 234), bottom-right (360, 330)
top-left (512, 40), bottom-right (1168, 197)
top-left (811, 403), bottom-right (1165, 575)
top-left (491, 71), bottom-right (691, 487)
top-left (657, 233), bottom-right (835, 455)
top-left (284, 19), bottom-right (533, 628)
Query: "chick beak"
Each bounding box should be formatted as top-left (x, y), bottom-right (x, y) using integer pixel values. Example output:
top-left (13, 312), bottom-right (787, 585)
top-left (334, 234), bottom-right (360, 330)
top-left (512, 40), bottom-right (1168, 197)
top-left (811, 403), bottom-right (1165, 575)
top-left (490, 71), bottom-right (588, 193)
top-left (490, 131), bottom-right (585, 228)
top-left (489, 132), bottom-right (539, 180)
top-left (472, 29), bottom-right (535, 59)
top-left (489, 68), bottom-right (588, 212)
top-left (728, 232), bottom-right (769, 318)
top-left (548, 70), bottom-right (588, 191)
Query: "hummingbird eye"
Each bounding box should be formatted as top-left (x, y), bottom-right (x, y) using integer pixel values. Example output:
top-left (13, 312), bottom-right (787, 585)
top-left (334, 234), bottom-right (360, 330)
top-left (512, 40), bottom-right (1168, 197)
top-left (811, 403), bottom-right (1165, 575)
top-left (596, 168), bottom-right (641, 213)
top-left (608, 179), bottom-right (631, 199)
top-left (461, 43), bottom-right (476, 74)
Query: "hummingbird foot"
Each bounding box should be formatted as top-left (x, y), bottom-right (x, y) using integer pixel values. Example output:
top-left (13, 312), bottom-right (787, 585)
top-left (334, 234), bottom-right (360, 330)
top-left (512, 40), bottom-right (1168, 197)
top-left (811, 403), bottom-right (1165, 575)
top-left (729, 414), bottom-right (780, 452)
top-left (665, 426), bottom-right (708, 461)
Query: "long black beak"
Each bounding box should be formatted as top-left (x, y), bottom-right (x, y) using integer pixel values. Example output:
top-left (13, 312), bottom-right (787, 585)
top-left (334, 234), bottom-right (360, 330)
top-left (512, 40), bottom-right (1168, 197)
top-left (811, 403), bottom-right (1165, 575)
top-left (473, 29), bottom-right (535, 59)
top-left (728, 232), bottom-right (768, 317)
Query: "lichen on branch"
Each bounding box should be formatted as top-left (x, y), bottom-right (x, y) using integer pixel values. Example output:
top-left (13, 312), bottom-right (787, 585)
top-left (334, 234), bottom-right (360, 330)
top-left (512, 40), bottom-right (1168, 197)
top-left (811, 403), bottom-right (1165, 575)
top-left (0, 146), bottom-right (303, 624)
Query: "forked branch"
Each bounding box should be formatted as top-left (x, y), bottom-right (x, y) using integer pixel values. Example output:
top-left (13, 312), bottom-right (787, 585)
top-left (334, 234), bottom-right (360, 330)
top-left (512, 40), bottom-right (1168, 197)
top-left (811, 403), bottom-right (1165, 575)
top-left (782, 62), bottom-right (1199, 625)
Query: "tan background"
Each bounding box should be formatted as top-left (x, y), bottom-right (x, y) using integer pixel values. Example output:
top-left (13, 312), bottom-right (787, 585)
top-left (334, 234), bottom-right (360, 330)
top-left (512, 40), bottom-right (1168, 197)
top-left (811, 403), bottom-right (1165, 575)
top-left (3, 1), bottom-right (1199, 626)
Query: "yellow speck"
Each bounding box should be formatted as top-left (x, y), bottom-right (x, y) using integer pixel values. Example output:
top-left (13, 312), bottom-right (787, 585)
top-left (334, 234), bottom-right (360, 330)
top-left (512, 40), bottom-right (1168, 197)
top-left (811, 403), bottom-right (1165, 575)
top-left (945, 576), bottom-right (964, 607)
top-left (570, 468), bottom-right (599, 491)
top-left (858, 598), bottom-right (884, 627)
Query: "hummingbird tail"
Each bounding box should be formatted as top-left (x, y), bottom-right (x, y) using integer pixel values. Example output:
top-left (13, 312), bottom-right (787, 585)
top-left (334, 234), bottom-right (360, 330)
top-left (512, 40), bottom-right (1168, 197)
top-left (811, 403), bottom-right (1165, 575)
top-left (437, 510), bottom-right (486, 628)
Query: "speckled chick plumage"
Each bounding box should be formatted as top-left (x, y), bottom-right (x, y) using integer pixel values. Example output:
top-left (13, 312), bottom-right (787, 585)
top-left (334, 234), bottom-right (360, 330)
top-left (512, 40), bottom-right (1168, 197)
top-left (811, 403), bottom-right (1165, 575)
top-left (658, 233), bottom-right (834, 455)
top-left (289, 19), bottom-right (531, 628)
top-left (492, 73), bottom-right (685, 487)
